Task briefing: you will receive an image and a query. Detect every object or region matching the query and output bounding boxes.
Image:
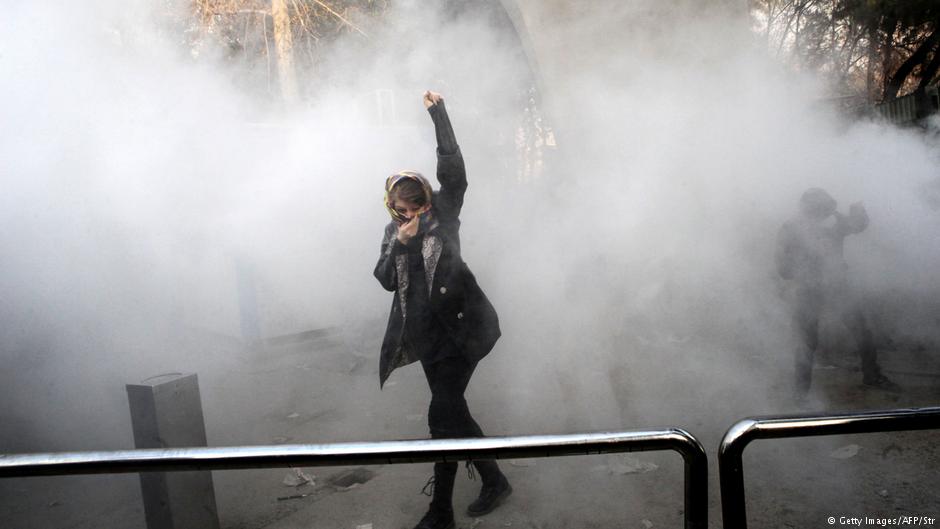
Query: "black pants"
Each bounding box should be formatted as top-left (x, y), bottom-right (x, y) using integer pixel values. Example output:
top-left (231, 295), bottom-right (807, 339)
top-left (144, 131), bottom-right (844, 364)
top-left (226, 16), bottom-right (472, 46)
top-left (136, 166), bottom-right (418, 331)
top-left (420, 354), bottom-right (502, 511)
top-left (792, 288), bottom-right (881, 394)
top-left (421, 355), bottom-right (484, 439)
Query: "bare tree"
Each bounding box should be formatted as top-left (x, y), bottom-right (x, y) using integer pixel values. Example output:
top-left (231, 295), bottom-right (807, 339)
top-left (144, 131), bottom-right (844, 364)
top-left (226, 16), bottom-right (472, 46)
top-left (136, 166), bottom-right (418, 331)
top-left (751, 0), bottom-right (940, 102)
top-left (178, 1), bottom-right (385, 101)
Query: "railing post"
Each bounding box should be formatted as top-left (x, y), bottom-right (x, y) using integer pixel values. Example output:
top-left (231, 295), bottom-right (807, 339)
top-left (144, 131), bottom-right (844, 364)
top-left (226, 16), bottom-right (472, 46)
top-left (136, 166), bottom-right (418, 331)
top-left (676, 432), bottom-right (709, 529)
top-left (717, 420), bottom-right (755, 529)
top-left (718, 407), bottom-right (940, 529)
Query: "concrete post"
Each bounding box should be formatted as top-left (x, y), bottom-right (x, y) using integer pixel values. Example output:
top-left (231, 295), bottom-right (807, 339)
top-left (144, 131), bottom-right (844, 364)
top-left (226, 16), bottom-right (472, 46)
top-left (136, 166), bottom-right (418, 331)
top-left (126, 373), bottom-right (220, 529)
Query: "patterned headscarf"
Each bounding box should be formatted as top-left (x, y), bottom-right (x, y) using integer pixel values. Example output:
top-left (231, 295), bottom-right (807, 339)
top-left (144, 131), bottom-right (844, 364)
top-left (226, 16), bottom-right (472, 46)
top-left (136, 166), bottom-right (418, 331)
top-left (384, 170), bottom-right (433, 224)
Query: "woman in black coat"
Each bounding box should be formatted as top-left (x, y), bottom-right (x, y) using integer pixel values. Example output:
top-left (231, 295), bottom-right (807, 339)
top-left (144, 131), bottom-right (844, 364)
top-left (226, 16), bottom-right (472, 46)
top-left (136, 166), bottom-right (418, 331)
top-left (374, 91), bottom-right (510, 529)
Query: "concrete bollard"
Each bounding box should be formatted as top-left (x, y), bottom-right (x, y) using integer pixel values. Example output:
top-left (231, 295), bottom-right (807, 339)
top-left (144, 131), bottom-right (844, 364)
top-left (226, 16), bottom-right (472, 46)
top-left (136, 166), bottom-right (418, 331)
top-left (126, 373), bottom-right (220, 529)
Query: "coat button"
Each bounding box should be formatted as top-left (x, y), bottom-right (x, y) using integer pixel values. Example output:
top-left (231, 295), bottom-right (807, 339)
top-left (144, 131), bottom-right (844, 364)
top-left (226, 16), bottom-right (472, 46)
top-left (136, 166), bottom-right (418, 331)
top-left (457, 312), bottom-right (464, 319)
top-left (440, 287), bottom-right (447, 294)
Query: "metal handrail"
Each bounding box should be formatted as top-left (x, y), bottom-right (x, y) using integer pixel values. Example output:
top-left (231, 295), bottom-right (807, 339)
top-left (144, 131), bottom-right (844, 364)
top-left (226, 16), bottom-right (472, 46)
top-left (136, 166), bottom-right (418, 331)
top-left (718, 406), bottom-right (940, 529)
top-left (1, 429), bottom-right (708, 529)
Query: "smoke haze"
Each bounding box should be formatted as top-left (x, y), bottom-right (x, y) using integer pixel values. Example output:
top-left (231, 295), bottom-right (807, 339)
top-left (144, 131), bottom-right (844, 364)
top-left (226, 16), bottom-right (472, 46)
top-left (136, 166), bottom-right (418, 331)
top-left (1, 0), bottom-right (939, 525)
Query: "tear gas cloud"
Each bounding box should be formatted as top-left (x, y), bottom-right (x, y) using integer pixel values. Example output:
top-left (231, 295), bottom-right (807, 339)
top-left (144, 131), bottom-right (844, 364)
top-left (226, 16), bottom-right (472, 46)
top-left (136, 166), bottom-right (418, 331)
top-left (1, 0), bottom-right (938, 459)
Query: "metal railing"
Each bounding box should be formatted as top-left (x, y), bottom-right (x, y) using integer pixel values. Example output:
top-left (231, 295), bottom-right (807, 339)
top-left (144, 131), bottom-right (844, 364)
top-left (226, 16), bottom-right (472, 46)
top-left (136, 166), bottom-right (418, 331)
top-left (0, 429), bottom-right (708, 529)
top-left (718, 406), bottom-right (940, 529)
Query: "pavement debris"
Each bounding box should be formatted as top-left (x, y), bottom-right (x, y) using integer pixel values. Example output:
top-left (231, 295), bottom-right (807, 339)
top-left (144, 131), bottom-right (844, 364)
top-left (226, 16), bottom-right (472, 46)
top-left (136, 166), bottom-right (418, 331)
top-left (607, 455), bottom-right (659, 474)
top-left (283, 468), bottom-right (315, 487)
top-left (508, 459), bottom-right (536, 468)
top-left (356, 524), bottom-right (373, 529)
top-left (829, 444), bottom-right (861, 459)
top-left (882, 443), bottom-right (903, 457)
top-left (642, 519), bottom-right (654, 528)
top-left (470, 518), bottom-right (484, 529)
top-left (329, 467), bottom-right (376, 490)
top-left (286, 412), bottom-right (301, 419)
top-left (878, 489), bottom-right (889, 498)
top-left (276, 493), bottom-right (312, 501)
top-left (347, 356), bottom-right (370, 375)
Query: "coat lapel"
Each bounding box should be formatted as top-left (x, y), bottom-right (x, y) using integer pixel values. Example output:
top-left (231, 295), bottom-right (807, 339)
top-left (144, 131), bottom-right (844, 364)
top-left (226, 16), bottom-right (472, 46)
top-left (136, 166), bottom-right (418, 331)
top-left (395, 253), bottom-right (409, 316)
top-left (384, 223), bottom-right (443, 383)
top-left (422, 234), bottom-right (443, 297)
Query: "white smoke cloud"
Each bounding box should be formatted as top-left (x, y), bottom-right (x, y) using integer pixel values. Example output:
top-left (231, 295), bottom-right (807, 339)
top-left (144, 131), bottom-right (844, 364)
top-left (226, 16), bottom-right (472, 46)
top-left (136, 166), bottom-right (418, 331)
top-left (1, 0), bottom-right (937, 493)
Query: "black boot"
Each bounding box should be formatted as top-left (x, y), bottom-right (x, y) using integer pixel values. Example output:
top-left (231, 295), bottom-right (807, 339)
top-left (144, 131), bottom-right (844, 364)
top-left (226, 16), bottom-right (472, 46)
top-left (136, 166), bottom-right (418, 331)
top-left (414, 463), bottom-right (456, 529)
top-left (413, 508), bottom-right (454, 529)
top-left (466, 461), bottom-right (512, 517)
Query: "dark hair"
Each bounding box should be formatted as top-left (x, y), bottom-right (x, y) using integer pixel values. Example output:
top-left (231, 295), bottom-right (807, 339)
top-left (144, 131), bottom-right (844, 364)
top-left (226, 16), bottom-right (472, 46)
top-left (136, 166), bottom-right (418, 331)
top-left (390, 178), bottom-right (428, 206)
top-left (800, 187), bottom-right (836, 218)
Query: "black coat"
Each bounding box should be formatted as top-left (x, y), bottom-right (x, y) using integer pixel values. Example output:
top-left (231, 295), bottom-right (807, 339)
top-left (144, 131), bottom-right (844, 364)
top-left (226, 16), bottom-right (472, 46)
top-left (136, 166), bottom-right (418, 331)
top-left (775, 207), bottom-right (869, 290)
top-left (373, 148), bottom-right (500, 387)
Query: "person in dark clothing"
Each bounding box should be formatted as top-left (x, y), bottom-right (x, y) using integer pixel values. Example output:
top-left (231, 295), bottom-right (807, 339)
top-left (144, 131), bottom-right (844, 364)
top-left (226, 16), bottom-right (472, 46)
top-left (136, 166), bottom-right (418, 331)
top-left (374, 91), bottom-right (511, 529)
top-left (775, 188), bottom-right (900, 400)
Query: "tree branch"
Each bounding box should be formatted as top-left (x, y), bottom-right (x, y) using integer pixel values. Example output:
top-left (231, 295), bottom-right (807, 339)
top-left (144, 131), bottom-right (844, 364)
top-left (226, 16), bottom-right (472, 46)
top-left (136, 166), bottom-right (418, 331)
top-left (309, 0), bottom-right (369, 38)
top-left (884, 26), bottom-right (940, 100)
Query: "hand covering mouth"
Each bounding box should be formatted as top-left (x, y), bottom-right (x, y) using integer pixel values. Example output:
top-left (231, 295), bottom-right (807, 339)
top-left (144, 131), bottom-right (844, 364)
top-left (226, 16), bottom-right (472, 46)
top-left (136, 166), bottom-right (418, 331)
top-left (384, 170), bottom-right (432, 224)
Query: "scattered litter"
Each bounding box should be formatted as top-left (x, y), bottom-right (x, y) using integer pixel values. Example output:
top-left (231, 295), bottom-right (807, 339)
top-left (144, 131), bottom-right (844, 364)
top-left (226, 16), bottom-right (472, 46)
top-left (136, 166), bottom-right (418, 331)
top-left (329, 467), bottom-right (376, 490)
top-left (386, 381), bottom-right (398, 387)
top-left (48, 500), bottom-right (61, 508)
top-left (272, 436), bottom-right (291, 444)
top-left (829, 444), bottom-right (861, 459)
top-left (503, 523), bottom-right (511, 527)
top-left (283, 468), bottom-right (314, 487)
top-left (882, 443), bottom-right (903, 458)
top-left (608, 455), bottom-right (658, 474)
top-left (878, 489), bottom-right (889, 498)
top-left (286, 412), bottom-right (301, 419)
top-left (470, 518), bottom-right (484, 529)
top-left (508, 459), bottom-right (535, 468)
top-left (356, 524), bottom-right (373, 529)
top-left (348, 356), bottom-right (368, 374)
top-left (277, 493), bottom-right (312, 501)
top-left (406, 414), bottom-right (424, 422)
top-left (642, 519), bottom-right (654, 529)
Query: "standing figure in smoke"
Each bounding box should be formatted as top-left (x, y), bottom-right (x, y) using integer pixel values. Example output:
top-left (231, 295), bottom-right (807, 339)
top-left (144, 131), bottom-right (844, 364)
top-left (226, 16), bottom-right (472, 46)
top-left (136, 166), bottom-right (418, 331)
top-left (374, 91), bottom-right (511, 529)
top-left (775, 188), bottom-right (900, 401)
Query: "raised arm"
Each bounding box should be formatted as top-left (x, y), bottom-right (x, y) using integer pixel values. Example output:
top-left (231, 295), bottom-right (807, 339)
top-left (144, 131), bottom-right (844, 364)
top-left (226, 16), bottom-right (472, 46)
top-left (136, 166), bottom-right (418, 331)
top-left (424, 91), bottom-right (467, 221)
top-left (835, 201), bottom-right (869, 236)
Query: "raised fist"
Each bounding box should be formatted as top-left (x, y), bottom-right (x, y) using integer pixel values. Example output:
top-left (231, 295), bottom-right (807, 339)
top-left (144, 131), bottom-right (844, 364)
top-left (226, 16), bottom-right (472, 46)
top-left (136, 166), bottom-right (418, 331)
top-left (423, 90), bottom-right (443, 109)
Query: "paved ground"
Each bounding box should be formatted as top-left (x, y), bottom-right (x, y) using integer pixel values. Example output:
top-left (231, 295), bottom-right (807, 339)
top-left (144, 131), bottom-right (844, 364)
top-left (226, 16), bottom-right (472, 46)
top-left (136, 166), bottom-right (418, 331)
top-left (1, 327), bottom-right (938, 529)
